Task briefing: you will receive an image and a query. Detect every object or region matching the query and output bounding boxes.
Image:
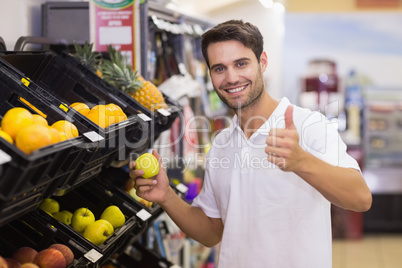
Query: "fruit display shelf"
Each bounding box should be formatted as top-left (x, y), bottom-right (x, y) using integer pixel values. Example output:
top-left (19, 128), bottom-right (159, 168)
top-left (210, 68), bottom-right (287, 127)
top-left (59, 50), bottom-right (182, 143)
top-left (0, 51), bottom-right (152, 161)
top-left (0, 55), bottom-right (148, 197)
top-left (27, 179), bottom-right (143, 267)
top-left (0, 61), bottom-right (93, 227)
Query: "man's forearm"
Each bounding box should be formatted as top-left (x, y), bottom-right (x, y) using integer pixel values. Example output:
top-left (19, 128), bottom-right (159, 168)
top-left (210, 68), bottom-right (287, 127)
top-left (159, 187), bottom-right (223, 247)
top-left (295, 152), bottom-right (372, 212)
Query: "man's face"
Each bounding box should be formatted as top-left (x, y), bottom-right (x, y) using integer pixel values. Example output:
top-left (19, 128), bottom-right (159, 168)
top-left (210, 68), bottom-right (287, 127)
top-left (207, 40), bottom-right (267, 110)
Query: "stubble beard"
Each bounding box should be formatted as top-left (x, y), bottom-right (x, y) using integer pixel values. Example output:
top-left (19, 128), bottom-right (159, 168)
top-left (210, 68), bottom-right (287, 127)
top-left (215, 70), bottom-right (265, 111)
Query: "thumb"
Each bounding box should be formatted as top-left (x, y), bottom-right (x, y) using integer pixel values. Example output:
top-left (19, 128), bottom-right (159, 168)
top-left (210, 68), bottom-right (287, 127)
top-left (285, 105), bottom-right (296, 130)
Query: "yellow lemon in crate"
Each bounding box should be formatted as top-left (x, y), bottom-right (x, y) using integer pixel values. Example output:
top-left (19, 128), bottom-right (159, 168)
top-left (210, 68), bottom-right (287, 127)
top-left (52, 120), bottom-right (79, 139)
top-left (16, 124), bottom-right (52, 154)
top-left (32, 114), bottom-right (48, 126)
top-left (86, 105), bottom-right (109, 129)
top-left (70, 102), bottom-right (90, 117)
top-left (0, 130), bottom-right (14, 144)
top-left (1, 107), bottom-right (34, 140)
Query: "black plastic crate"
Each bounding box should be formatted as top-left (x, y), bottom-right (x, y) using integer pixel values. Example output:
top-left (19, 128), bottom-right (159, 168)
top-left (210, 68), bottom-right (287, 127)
top-left (0, 54), bottom-right (148, 194)
top-left (34, 179), bottom-right (143, 266)
top-left (59, 51), bottom-right (182, 142)
top-left (0, 51), bottom-right (152, 156)
top-left (0, 64), bottom-right (95, 226)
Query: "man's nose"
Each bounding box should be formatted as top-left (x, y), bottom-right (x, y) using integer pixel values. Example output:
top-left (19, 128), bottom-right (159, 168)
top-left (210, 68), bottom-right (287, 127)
top-left (225, 67), bottom-right (239, 83)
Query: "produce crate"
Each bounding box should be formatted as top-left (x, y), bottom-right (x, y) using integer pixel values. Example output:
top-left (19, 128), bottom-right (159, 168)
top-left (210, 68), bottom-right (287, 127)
top-left (0, 54), bottom-right (148, 195)
top-left (0, 51), bottom-right (153, 157)
top-left (33, 179), bottom-right (143, 266)
top-left (59, 51), bottom-right (182, 142)
top-left (0, 62), bottom-right (92, 227)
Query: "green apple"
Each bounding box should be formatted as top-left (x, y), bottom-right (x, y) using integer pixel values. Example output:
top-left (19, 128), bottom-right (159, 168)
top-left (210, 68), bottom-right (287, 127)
top-left (83, 220), bottom-right (114, 246)
top-left (100, 205), bottom-right (125, 229)
top-left (135, 153), bottom-right (159, 179)
top-left (39, 198), bottom-right (60, 214)
top-left (53, 210), bottom-right (73, 225)
top-left (96, 219), bottom-right (114, 234)
top-left (71, 207), bottom-right (95, 233)
top-left (128, 188), bottom-right (143, 202)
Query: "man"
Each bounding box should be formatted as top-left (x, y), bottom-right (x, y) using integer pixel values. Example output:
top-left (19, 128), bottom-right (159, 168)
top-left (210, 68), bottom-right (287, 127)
top-left (130, 20), bottom-right (372, 267)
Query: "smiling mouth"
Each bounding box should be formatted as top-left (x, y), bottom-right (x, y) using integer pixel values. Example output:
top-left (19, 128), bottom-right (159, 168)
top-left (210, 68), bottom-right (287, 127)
top-left (225, 84), bottom-right (248, 93)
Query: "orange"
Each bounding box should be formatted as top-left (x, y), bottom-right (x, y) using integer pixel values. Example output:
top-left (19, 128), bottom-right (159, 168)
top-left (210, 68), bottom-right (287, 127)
top-left (47, 126), bottom-right (62, 144)
top-left (70, 102), bottom-right (90, 117)
top-left (0, 130), bottom-right (13, 144)
top-left (107, 103), bottom-right (127, 123)
top-left (1, 107), bottom-right (34, 140)
top-left (33, 114), bottom-right (48, 126)
top-left (86, 105), bottom-right (109, 129)
top-left (59, 131), bottom-right (68, 141)
top-left (15, 124), bottom-right (52, 154)
top-left (52, 120), bottom-right (79, 139)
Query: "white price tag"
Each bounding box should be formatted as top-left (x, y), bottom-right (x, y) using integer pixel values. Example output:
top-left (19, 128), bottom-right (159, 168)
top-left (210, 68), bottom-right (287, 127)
top-left (157, 108), bottom-right (171, 117)
top-left (138, 113), bottom-right (151, 122)
top-left (84, 249), bottom-right (103, 263)
top-left (176, 183), bottom-right (188, 194)
top-left (83, 131), bottom-right (104, 142)
top-left (0, 150), bottom-right (12, 165)
top-left (136, 209), bottom-right (152, 221)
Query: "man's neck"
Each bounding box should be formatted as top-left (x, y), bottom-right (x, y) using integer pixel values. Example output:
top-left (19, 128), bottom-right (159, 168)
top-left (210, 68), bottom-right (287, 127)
top-left (236, 91), bottom-right (279, 139)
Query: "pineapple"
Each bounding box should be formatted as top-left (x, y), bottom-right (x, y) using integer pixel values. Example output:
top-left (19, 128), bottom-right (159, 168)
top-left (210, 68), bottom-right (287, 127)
top-left (72, 41), bottom-right (102, 77)
top-left (101, 45), bottom-right (167, 112)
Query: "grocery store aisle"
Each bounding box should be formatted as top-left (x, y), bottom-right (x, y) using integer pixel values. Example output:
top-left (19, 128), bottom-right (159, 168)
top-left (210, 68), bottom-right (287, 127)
top-left (332, 234), bottom-right (402, 268)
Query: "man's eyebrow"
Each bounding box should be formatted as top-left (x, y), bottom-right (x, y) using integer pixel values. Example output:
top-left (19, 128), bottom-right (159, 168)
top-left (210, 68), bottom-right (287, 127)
top-left (210, 63), bottom-right (224, 70)
top-left (210, 57), bottom-right (251, 70)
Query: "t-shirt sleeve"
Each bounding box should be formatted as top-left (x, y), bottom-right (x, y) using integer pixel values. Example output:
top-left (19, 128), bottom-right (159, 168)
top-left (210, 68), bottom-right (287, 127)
top-left (299, 111), bottom-right (361, 172)
top-left (191, 153), bottom-right (221, 219)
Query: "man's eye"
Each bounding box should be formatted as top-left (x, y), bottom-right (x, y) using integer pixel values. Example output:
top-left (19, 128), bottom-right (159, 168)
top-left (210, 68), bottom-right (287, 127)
top-left (215, 67), bottom-right (224, 72)
top-left (237, 62), bottom-right (246, 67)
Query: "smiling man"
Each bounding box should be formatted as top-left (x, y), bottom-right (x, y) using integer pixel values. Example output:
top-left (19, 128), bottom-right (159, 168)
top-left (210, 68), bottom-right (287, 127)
top-left (130, 20), bottom-right (372, 268)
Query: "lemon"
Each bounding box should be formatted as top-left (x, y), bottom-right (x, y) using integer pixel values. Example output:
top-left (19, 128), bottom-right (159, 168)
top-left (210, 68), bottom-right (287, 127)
top-left (0, 130), bottom-right (13, 144)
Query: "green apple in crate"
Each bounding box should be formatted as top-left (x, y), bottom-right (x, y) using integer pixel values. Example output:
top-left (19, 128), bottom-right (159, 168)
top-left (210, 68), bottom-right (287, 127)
top-left (84, 220), bottom-right (114, 246)
top-left (100, 205), bottom-right (125, 229)
top-left (53, 210), bottom-right (73, 225)
top-left (71, 208), bottom-right (95, 233)
top-left (39, 198), bottom-right (60, 214)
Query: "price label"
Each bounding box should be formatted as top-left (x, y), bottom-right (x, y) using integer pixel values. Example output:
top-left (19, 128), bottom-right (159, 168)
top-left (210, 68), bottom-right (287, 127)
top-left (176, 183), bottom-right (188, 194)
top-left (84, 249), bottom-right (103, 263)
top-left (136, 209), bottom-right (152, 221)
top-left (83, 131), bottom-right (104, 142)
top-left (138, 113), bottom-right (151, 122)
top-left (157, 108), bottom-right (171, 117)
top-left (0, 150), bottom-right (11, 165)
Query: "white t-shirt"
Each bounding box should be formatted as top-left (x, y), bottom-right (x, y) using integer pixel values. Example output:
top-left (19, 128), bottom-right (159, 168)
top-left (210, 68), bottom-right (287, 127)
top-left (192, 97), bottom-right (361, 268)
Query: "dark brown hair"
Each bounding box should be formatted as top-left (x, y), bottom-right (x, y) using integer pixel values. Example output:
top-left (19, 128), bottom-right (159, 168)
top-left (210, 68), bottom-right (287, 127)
top-left (201, 20), bottom-right (264, 68)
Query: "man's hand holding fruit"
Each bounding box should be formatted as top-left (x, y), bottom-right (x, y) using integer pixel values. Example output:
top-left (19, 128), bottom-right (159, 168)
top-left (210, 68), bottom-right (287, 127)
top-left (129, 150), bottom-right (171, 205)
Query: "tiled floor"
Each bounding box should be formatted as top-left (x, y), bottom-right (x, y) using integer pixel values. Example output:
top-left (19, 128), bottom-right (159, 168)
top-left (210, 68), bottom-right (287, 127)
top-left (333, 234), bottom-right (402, 268)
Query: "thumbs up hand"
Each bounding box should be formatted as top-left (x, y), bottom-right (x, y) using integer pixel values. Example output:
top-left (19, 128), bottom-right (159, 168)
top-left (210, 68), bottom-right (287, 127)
top-left (265, 105), bottom-right (305, 171)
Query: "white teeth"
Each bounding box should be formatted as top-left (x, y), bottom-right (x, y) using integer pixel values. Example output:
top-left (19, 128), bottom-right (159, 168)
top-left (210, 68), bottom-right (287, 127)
top-left (227, 85), bottom-right (246, 93)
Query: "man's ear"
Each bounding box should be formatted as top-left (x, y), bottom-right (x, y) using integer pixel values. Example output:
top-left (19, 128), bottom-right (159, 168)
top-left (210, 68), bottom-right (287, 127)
top-left (260, 52), bottom-right (268, 72)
